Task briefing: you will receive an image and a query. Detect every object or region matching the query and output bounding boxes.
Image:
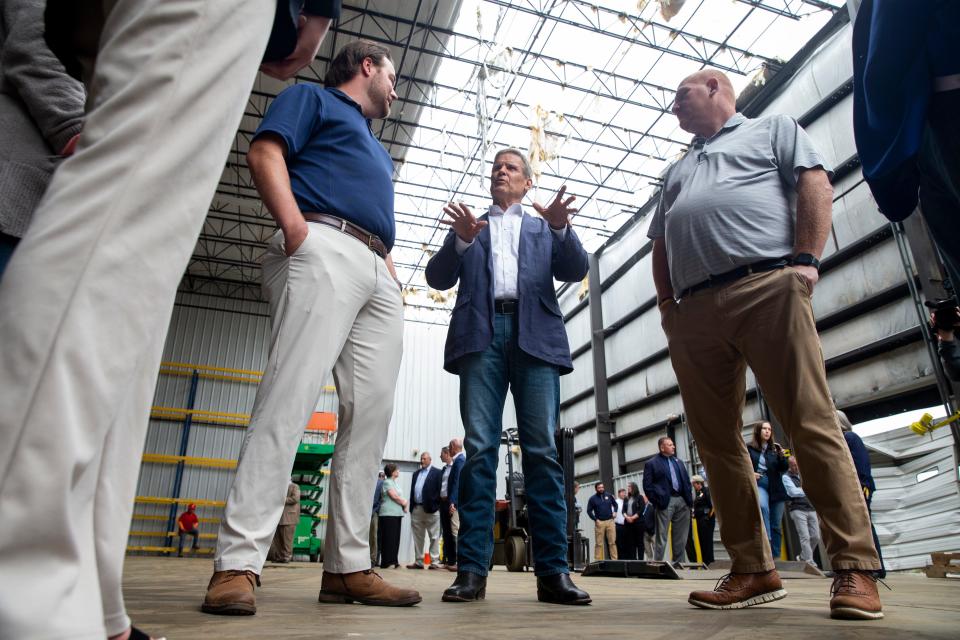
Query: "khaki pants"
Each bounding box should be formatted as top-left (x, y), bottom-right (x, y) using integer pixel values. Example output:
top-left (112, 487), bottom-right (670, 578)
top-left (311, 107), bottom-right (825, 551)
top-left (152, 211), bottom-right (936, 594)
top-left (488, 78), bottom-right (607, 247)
top-left (267, 524), bottom-right (295, 562)
top-left (369, 514), bottom-right (379, 566)
top-left (593, 519), bottom-right (618, 560)
top-left (409, 506), bottom-right (440, 566)
top-left (662, 268), bottom-right (880, 573)
top-left (0, 1), bottom-right (273, 637)
top-left (215, 224), bottom-right (403, 576)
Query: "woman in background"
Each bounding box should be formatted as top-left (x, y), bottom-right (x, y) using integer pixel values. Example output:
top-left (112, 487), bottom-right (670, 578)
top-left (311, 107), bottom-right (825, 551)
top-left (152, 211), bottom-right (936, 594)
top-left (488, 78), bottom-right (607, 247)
top-left (379, 463), bottom-right (408, 569)
top-left (747, 421), bottom-right (789, 558)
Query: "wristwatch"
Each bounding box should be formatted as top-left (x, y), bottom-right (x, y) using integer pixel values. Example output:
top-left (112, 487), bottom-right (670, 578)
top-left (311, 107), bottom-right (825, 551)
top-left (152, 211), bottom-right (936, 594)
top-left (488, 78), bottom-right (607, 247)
top-left (792, 252), bottom-right (821, 271)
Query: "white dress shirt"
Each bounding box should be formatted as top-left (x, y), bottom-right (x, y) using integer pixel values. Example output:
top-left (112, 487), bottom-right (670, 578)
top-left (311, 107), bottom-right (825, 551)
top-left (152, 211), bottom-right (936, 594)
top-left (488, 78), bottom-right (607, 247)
top-left (454, 203), bottom-right (568, 300)
top-left (414, 466), bottom-right (429, 504)
top-left (614, 498), bottom-right (625, 525)
top-left (440, 464), bottom-right (451, 498)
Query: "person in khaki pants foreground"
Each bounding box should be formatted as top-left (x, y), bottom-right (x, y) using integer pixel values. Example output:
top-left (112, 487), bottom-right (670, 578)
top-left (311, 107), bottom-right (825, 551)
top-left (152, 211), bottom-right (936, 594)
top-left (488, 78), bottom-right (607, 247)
top-left (650, 69), bottom-right (883, 620)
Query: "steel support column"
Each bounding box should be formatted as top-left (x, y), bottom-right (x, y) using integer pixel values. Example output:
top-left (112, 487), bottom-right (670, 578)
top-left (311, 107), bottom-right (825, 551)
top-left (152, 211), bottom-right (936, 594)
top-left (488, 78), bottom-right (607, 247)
top-left (588, 253), bottom-right (614, 489)
top-left (164, 369), bottom-right (200, 553)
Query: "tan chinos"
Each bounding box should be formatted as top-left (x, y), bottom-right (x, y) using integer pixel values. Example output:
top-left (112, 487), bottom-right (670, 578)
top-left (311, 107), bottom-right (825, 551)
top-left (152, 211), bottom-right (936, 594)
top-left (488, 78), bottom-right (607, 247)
top-left (0, 1), bottom-right (274, 637)
top-left (662, 268), bottom-right (880, 574)
top-left (215, 224), bottom-right (403, 576)
top-left (593, 518), bottom-right (618, 560)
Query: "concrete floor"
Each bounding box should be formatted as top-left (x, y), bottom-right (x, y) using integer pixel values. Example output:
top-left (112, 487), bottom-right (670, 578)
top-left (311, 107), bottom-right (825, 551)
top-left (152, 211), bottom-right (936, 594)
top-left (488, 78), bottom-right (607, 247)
top-left (124, 557), bottom-right (960, 639)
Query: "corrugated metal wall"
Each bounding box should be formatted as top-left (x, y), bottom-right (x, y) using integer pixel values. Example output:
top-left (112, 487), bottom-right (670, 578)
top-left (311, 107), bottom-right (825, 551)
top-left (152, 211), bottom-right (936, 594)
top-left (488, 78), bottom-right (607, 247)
top-left (866, 427), bottom-right (960, 571)
top-left (131, 292), bottom-right (464, 562)
top-left (558, 22), bottom-right (960, 568)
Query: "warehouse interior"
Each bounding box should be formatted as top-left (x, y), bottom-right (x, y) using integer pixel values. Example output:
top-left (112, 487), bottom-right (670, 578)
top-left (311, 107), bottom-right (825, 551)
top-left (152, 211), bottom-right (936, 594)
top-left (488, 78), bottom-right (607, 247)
top-left (112, 0), bottom-right (959, 637)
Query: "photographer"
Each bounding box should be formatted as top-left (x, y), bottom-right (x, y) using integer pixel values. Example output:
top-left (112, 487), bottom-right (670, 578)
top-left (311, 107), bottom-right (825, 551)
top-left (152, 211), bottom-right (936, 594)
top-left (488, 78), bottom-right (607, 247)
top-left (927, 300), bottom-right (960, 382)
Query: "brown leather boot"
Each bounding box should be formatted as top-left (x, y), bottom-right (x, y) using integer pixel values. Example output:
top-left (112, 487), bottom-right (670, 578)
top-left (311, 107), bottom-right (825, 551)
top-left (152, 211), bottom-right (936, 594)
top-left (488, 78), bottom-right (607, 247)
top-left (829, 571), bottom-right (884, 620)
top-left (318, 569), bottom-right (422, 606)
top-left (688, 570), bottom-right (786, 609)
top-left (201, 570), bottom-right (259, 615)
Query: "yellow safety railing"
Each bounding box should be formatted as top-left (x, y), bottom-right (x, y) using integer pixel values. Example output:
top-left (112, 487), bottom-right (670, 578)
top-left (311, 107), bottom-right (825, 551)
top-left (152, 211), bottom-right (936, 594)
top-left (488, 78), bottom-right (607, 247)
top-left (127, 545), bottom-right (214, 554)
top-left (142, 453), bottom-right (238, 469)
top-left (132, 514), bottom-right (221, 524)
top-left (158, 360), bottom-right (335, 390)
top-left (135, 496), bottom-right (226, 508)
top-left (129, 531), bottom-right (219, 539)
top-left (150, 406), bottom-right (251, 428)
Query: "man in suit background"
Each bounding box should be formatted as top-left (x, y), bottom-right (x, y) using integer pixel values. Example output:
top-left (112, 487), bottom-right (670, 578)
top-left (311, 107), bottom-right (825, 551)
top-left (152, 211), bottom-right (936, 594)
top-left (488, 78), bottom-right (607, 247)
top-left (643, 437), bottom-right (693, 563)
top-left (370, 470), bottom-right (385, 567)
top-left (437, 447), bottom-right (453, 565)
top-left (407, 451), bottom-right (443, 569)
top-left (444, 438), bottom-right (466, 570)
top-left (426, 147), bottom-right (590, 605)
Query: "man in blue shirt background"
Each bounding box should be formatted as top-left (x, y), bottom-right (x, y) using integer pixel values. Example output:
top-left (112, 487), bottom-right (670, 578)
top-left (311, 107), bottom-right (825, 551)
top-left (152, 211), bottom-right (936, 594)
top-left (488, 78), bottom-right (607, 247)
top-left (204, 40), bottom-right (420, 615)
top-left (586, 482), bottom-right (619, 561)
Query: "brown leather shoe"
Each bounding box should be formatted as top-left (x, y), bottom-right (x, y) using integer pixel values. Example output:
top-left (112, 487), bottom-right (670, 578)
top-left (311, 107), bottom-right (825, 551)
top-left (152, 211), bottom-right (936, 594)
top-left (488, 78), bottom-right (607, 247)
top-left (318, 569), bottom-right (422, 606)
top-left (688, 570), bottom-right (786, 610)
top-left (829, 571), bottom-right (884, 620)
top-left (201, 570), bottom-right (259, 615)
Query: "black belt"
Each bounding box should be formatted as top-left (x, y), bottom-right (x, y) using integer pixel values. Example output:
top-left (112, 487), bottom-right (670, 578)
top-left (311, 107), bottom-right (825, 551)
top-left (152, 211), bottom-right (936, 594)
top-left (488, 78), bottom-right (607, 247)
top-left (495, 299), bottom-right (518, 314)
top-left (679, 257), bottom-right (789, 299)
top-left (302, 212), bottom-right (387, 258)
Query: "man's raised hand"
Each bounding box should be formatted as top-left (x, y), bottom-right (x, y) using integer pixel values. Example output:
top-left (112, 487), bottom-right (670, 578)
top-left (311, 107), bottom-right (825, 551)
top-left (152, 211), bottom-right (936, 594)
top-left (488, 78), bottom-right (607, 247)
top-left (532, 185), bottom-right (577, 229)
top-left (441, 202), bottom-right (488, 243)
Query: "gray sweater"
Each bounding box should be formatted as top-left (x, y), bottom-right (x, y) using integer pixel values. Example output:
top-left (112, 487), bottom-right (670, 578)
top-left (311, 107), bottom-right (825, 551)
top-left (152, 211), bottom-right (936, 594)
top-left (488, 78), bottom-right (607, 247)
top-left (0, 0), bottom-right (85, 238)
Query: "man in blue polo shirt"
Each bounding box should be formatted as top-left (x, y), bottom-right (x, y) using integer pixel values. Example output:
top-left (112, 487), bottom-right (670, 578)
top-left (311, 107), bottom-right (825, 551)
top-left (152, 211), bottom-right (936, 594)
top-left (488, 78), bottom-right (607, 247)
top-left (203, 40), bottom-right (421, 615)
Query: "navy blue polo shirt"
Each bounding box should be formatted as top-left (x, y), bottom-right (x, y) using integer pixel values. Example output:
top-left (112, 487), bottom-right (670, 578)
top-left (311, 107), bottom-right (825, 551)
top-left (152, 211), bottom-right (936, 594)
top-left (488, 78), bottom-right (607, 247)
top-left (254, 84), bottom-right (396, 251)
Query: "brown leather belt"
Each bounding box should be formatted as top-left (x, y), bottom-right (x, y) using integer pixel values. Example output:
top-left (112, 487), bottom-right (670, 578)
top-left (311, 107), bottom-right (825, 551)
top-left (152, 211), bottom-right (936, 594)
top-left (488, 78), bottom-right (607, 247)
top-left (302, 212), bottom-right (386, 258)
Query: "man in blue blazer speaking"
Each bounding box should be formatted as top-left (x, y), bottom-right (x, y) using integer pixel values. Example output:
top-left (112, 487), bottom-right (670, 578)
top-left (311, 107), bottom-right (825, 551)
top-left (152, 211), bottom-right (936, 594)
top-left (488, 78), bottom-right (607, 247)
top-left (426, 147), bottom-right (590, 605)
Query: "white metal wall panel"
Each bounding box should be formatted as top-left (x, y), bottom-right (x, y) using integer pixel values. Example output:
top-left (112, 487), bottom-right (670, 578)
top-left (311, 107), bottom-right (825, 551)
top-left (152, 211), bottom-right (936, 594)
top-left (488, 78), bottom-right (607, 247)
top-left (865, 427), bottom-right (960, 571)
top-left (385, 322), bottom-right (463, 462)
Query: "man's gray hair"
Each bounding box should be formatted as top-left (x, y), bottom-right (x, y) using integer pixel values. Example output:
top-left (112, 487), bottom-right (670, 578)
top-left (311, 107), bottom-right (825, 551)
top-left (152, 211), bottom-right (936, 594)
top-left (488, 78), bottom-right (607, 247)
top-left (493, 147), bottom-right (533, 179)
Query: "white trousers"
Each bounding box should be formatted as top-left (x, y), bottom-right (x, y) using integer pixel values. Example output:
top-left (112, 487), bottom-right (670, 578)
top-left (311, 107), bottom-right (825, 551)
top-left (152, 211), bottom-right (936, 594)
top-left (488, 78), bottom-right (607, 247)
top-left (410, 506), bottom-right (441, 565)
top-left (215, 224), bottom-right (403, 576)
top-left (789, 508), bottom-right (822, 563)
top-left (0, 1), bottom-right (273, 637)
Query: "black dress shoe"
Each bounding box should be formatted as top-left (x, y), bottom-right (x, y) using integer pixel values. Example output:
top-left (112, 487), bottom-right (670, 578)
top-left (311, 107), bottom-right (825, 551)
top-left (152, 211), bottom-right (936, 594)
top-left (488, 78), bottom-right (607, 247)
top-left (537, 573), bottom-right (592, 605)
top-left (442, 571), bottom-right (487, 602)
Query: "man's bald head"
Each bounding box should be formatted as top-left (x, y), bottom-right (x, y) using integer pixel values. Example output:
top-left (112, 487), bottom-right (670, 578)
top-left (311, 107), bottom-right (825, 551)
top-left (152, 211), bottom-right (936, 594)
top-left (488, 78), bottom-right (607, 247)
top-left (683, 70), bottom-right (735, 100)
top-left (672, 69), bottom-right (737, 138)
top-left (449, 437), bottom-right (463, 454)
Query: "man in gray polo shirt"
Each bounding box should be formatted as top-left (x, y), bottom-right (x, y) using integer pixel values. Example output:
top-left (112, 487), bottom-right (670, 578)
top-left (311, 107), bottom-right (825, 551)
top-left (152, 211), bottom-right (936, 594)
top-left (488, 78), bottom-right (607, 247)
top-left (650, 70), bottom-right (883, 620)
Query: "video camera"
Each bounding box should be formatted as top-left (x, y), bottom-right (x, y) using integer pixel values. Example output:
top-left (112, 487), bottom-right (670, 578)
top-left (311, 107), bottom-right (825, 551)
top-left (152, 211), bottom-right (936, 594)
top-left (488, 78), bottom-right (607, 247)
top-left (924, 298), bottom-right (960, 331)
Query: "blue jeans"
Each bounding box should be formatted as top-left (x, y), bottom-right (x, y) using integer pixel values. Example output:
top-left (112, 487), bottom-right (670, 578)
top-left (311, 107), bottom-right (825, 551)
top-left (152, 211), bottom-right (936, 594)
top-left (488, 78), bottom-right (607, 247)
top-left (456, 313), bottom-right (568, 577)
top-left (757, 484), bottom-right (786, 558)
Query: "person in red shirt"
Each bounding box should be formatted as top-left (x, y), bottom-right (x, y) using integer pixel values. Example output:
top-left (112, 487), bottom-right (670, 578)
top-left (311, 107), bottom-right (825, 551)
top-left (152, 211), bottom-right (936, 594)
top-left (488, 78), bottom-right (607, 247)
top-left (177, 504), bottom-right (200, 557)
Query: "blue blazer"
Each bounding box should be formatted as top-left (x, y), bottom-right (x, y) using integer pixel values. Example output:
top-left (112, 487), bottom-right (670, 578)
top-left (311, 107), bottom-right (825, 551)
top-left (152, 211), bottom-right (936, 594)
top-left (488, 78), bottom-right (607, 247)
top-left (642, 454), bottom-right (693, 511)
top-left (447, 454), bottom-right (466, 508)
top-left (425, 213), bottom-right (589, 375)
top-left (410, 466), bottom-right (443, 513)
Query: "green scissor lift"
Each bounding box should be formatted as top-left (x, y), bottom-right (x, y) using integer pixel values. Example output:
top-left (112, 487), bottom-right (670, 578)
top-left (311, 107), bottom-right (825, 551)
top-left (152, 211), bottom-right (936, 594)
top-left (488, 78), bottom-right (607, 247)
top-left (291, 442), bottom-right (334, 562)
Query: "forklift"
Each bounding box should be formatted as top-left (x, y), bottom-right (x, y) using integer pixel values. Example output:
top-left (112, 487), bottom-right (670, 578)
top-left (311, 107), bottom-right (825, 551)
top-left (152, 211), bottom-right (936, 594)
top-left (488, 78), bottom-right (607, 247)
top-left (490, 426), bottom-right (586, 572)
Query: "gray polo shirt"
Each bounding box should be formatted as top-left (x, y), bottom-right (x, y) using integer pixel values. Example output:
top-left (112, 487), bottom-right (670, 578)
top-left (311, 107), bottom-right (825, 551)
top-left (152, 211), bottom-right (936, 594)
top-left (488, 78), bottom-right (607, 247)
top-left (648, 113), bottom-right (832, 294)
